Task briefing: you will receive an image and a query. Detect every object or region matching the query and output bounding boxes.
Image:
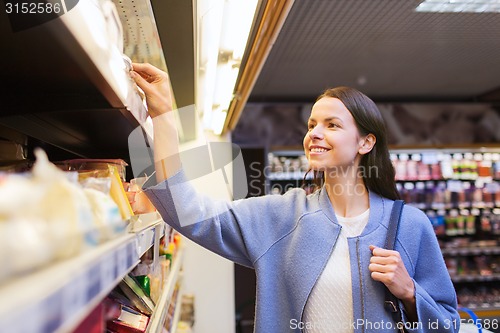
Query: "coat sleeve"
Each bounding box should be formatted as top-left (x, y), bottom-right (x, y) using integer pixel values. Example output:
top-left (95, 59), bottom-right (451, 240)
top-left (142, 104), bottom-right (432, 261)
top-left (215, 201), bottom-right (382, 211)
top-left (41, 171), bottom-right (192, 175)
top-left (399, 207), bottom-right (460, 333)
top-left (143, 169), bottom-right (299, 268)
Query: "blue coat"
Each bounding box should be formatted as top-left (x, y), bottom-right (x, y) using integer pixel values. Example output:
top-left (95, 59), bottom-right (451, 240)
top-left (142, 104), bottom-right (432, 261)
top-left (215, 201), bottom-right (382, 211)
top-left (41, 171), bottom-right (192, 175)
top-left (144, 170), bottom-right (459, 333)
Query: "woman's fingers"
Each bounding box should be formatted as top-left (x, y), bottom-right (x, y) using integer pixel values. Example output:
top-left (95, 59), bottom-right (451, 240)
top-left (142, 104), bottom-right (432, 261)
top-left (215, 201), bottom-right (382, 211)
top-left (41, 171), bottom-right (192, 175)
top-left (130, 70), bottom-right (149, 91)
top-left (369, 245), bottom-right (415, 301)
top-left (368, 262), bottom-right (395, 273)
top-left (369, 245), bottom-right (399, 281)
top-left (132, 62), bottom-right (164, 76)
top-left (129, 62), bottom-right (173, 117)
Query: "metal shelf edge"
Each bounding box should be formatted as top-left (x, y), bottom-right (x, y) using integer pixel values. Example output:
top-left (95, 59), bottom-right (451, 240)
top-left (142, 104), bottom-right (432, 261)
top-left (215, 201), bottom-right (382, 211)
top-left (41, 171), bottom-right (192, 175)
top-left (146, 248), bottom-right (184, 333)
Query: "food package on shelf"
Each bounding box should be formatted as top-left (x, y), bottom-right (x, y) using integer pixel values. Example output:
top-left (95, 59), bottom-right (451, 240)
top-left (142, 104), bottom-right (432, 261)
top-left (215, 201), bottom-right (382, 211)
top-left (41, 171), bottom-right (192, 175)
top-left (0, 174), bottom-right (52, 283)
top-left (84, 187), bottom-right (125, 243)
top-left (80, 175), bottom-right (126, 242)
top-left (109, 165), bottom-right (134, 221)
top-left (127, 176), bottom-right (156, 216)
top-left (55, 158), bottom-right (128, 181)
top-left (118, 275), bottom-right (155, 316)
top-left (31, 149), bottom-right (96, 257)
top-left (104, 297), bottom-right (149, 333)
top-left (0, 149), bottom-right (129, 283)
top-left (56, 158), bottom-right (134, 221)
top-left (0, 149), bottom-right (92, 281)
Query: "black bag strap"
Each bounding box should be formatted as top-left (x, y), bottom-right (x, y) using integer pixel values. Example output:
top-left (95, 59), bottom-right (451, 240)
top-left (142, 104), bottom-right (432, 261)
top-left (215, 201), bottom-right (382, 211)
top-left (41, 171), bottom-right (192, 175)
top-left (385, 200), bottom-right (404, 250)
top-left (384, 200), bottom-right (406, 333)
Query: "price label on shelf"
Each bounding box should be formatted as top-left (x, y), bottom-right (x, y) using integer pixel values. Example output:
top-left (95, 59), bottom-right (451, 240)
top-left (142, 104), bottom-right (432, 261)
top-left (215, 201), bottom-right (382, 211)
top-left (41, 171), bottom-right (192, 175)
top-left (116, 244), bottom-right (128, 276)
top-left (41, 293), bottom-right (63, 333)
top-left (100, 252), bottom-right (115, 290)
top-left (127, 241), bottom-right (138, 267)
top-left (61, 271), bottom-right (89, 322)
top-left (87, 265), bottom-right (101, 301)
top-left (4, 301), bottom-right (45, 333)
top-left (133, 236), bottom-right (141, 258)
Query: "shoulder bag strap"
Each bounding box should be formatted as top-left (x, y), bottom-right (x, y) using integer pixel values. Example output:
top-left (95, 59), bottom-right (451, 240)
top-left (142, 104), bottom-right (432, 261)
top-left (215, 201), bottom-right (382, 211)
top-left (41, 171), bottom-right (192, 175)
top-left (384, 200), bottom-right (407, 333)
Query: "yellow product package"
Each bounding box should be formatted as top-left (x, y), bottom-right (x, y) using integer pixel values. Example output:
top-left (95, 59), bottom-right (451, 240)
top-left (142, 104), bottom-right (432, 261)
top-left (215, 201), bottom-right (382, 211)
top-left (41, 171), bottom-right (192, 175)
top-left (108, 165), bottom-right (134, 220)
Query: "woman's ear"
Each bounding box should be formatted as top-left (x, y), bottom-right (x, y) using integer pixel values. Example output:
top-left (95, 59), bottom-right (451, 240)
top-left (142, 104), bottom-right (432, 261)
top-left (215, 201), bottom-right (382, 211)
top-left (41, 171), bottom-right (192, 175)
top-left (359, 134), bottom-right (376, 155)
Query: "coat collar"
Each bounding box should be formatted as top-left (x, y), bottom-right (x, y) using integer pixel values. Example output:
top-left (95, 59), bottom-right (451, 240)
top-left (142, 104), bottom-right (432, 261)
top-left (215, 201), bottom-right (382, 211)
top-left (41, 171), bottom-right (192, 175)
top-left (317, 187), bottom-right (387, 236)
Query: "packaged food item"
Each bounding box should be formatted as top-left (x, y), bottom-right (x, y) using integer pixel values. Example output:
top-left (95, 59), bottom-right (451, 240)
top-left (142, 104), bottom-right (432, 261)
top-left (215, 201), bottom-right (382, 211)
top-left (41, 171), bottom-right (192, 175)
top-left (56, 159), bottom-right (128, 181)
top-left (32, 149), bottom-right (92, 257)
top-left (109, 165), bottom-right (134, 220)
top-left (427, 210), bottom-right (445, 236)
top-left (84, 187), bottom-right (125, 243)
top-left (118, 275), bottom-right (155, 315)
top-left (0, 216), bottom-right (52, 281)
top-left (106, 302), bottom-right (149, 333)
top-left (127, 176), bottom-right (156, 215)
top-left (445, 209), bottom-right (458, 236)
top-left (133, 275), bottom-right (151, 297)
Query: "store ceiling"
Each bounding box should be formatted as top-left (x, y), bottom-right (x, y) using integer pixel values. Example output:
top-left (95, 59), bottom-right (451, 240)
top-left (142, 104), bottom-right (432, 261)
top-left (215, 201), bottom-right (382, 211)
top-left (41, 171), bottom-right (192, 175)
top-left (248, 0), bottom-right (500, 104)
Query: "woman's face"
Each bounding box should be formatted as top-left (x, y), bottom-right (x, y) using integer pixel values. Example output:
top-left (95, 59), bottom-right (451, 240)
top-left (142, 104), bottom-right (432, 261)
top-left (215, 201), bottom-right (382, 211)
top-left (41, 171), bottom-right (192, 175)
top-left (303, 97), bottom-right (364, 173)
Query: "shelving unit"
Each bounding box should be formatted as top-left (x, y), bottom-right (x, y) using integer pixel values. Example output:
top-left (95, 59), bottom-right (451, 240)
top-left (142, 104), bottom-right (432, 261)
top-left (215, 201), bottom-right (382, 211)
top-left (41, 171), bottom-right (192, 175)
top-left (0, 220), bottom-right (164, 333)
top-left (146, 248), bottom-right (184, 333)
top-left (0, 0), bottom-right (158, 158)
top-left (442, 247), bottom-right (500, 256)
top-left (0, 1), bottom-right (191, 332)
top-left (169, 281), bottom-right (185, 333)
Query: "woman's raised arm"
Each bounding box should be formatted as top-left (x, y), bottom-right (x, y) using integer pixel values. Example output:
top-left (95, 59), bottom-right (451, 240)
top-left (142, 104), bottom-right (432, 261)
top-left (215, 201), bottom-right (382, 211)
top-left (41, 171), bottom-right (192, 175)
top-left (130, 63), bottom-right (181, 182)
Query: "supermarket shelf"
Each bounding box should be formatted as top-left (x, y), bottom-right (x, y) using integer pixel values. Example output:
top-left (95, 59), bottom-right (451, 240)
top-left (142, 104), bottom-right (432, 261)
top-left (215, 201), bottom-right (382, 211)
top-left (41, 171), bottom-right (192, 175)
top-left (0, 234), bottom-right (137, 333)
top-left (146, 248), bottom-right (185, 333)
top-left (0, 221), bottom-right (164, 333)
top-left (396, 178), bottom-right (500, 183)
top-left (411, 205), bottom-right (500, 211)
top-left (460, 307), bottom-right (500, 318)
top-left (442, 247), bottom-right (500, 256)
top-left (137, 222), bottom-right (165, 259)
top-left (452, 274), bottom-right (500, 283)
top-left (0, 0), bottom-right (155, 158)
top-left (268, 172), bottom-right (312, 180)
top-left (171, 282), bottom-right (184, 333)
top-left (132, 212), bottom-right (165, 258)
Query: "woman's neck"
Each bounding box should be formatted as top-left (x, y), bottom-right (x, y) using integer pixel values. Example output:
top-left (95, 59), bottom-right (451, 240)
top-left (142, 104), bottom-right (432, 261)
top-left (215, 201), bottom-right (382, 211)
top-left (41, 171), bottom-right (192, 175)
top-left (323, 166), bottom-right (369, 218)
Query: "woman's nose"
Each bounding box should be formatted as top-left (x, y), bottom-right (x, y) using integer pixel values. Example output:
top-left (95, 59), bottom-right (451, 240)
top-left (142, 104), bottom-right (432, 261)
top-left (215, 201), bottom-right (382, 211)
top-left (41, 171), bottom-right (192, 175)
top-left (309, 126), bottom-right (324, 140)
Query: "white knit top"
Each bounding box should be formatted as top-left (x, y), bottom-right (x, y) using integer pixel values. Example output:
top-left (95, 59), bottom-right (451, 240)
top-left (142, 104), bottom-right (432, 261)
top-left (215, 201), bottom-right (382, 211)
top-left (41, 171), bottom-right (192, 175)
top-left (303, 208), bottom-right (370, 333)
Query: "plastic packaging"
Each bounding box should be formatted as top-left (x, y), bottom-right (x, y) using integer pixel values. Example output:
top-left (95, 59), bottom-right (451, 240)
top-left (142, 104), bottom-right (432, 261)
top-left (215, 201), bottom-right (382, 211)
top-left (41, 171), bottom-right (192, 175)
top-left (55, 158), bottom-right (128, 181)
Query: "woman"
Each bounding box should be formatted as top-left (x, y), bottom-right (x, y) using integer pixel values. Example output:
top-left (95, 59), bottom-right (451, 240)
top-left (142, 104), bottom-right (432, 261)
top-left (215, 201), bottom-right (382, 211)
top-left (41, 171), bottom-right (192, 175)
top-left (130, 63), bottom-right (459, 333)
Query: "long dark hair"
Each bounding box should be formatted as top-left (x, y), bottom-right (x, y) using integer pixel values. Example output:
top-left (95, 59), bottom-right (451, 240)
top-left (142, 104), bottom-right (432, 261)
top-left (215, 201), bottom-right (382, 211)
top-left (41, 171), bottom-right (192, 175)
top-left (305, 86), bottom-right (400, 200)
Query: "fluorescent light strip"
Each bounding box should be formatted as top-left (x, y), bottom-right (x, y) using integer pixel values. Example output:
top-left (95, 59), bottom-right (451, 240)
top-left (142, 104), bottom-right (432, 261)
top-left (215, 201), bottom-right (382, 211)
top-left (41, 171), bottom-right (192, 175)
top-left (416, 0), bottom-right (500, 13)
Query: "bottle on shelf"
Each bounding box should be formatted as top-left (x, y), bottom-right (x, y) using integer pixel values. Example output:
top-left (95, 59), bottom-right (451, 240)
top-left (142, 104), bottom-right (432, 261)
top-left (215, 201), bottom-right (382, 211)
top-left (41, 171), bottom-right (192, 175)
top-left (440, 154), bottom-right (454, 179)
top-left (445, 209), bottom-right (459, 236)
top-left (493, 153), bottom-right (500, 179)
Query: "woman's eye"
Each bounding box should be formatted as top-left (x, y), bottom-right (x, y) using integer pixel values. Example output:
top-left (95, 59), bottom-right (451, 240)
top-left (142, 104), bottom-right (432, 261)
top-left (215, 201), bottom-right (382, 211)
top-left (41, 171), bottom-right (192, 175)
top-left (307, 124), bottom-right (314, 130)
top-left (328, 123), bottom-right (338, 128)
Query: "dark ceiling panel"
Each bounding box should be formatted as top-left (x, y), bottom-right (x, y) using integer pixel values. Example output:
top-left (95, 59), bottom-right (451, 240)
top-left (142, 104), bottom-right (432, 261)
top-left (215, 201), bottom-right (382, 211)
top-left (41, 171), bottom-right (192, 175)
top-left (150, 0), bottom-right (196, 141)
top-left (249, 0), bottom-right (500, 103)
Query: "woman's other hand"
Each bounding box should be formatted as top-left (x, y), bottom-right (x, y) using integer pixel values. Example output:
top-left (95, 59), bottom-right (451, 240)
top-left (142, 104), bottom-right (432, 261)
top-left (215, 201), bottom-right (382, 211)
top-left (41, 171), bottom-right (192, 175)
top-left (369, 245), bottom-right (418, 322)
top-left (369, 245), bottom-right (415, 300)
top-left (130, 62), bottom-right (173, 118)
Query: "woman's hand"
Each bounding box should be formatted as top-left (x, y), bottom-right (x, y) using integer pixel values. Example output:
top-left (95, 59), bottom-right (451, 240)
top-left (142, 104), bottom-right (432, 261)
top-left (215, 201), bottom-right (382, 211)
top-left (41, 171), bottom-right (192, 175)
top-left (129, 63), bottom-right (181, 181)
top-left (369, 245), bottom-right (418, 322)
top-left (130, 63), bottom-right (173, 118)
top-left (369, 245), bottom-right (414, 300)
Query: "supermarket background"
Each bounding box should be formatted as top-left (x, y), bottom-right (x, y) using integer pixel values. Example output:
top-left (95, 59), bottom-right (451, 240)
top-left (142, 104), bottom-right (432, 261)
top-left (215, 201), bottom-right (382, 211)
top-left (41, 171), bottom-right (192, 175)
top-left (1, 0), bottom-right (500, 333)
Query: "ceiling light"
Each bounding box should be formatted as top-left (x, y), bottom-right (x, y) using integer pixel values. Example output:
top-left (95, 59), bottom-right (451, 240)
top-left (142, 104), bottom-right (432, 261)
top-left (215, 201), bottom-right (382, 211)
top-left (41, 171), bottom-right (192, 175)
top-left (196, 0), bottom-right (259, 135)
top-left (415, 0), bottom-right (500, 13)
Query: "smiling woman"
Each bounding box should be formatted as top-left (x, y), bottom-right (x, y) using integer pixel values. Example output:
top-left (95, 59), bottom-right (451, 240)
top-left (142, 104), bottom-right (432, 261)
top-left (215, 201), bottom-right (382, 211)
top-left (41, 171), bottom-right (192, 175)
top-left (307, 87), bottom-right (399, 203)
top-left (132, 64), bottom-right (460, 333)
